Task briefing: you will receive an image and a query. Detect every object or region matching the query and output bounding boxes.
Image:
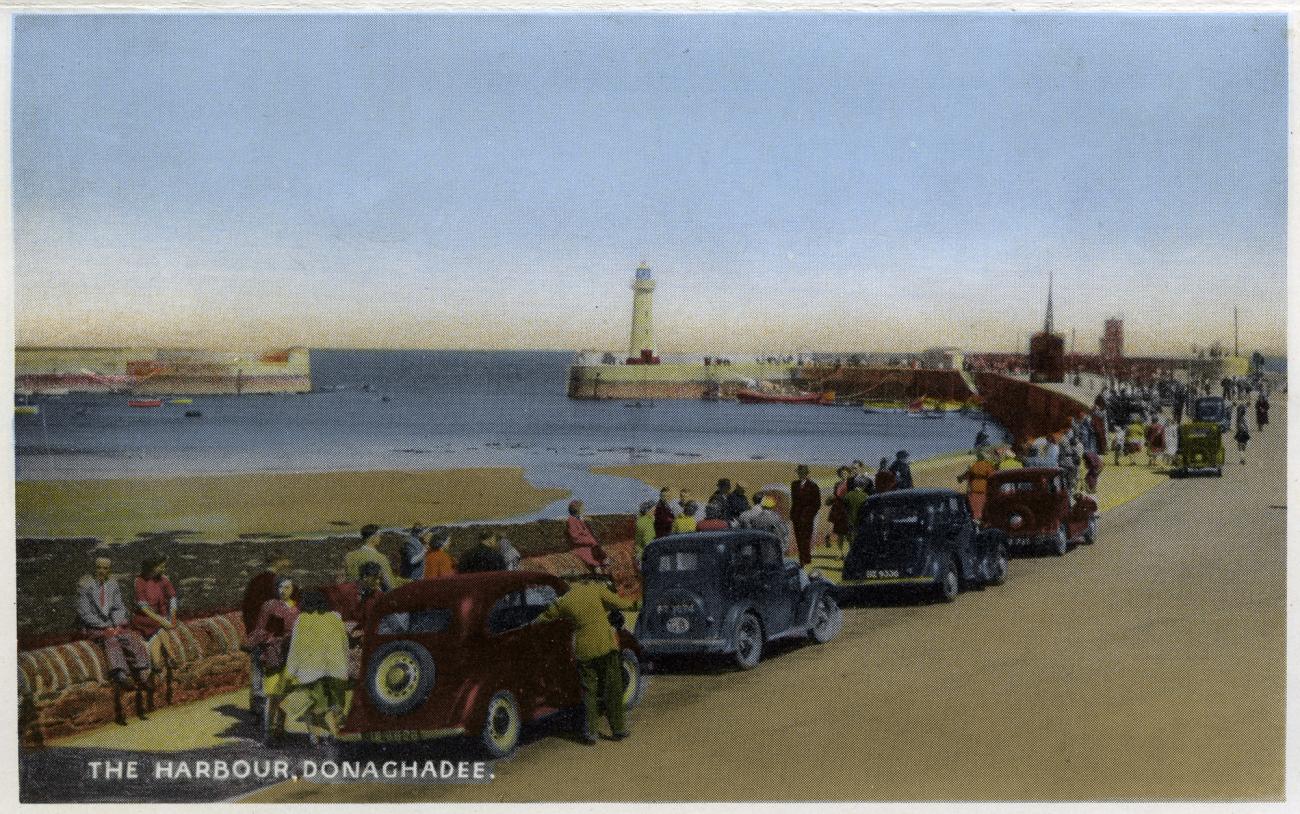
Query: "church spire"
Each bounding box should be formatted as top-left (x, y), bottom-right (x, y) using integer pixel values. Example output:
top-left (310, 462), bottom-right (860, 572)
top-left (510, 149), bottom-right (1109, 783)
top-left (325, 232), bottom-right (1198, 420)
top-left (1043, 270), bottom-right (1055, 335)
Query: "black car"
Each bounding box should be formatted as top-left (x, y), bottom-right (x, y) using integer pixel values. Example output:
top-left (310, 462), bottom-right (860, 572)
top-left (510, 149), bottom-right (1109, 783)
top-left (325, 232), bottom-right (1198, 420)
top-left (840, 488), bottom-right (1009, 602)
top-left (1193, 396), bottom-right (1231, 433)
top-left (635, 530), bottom-right (843, 670)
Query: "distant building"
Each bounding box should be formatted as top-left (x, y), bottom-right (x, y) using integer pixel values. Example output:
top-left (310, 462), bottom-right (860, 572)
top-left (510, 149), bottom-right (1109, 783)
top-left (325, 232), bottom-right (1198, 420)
top-left (920, 347), bottom-right (963, 370)
top-left (626, 263), bottom-right (660, 365)
top-left (1100, 318), bottom-right (1124, 362)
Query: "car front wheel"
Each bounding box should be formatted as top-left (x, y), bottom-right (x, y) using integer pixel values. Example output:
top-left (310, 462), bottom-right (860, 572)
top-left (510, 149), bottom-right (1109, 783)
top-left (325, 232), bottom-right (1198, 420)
top-left (934, 558), bottom-right (960, 602)
top-left (983, 544), bottom-right (1009, 586)
top-left (732, 613), bottom-right (763, 670)
top-left (480, 690), bottom-right (521, 759)
top-left (809, 593), bottom-right (842, 644)
top-left (1050, 523), bottom-right (1069, 556)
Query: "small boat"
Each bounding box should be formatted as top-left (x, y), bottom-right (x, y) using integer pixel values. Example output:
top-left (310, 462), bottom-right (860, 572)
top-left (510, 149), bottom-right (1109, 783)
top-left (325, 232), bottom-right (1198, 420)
top-left (863, 406), bottom-right (907, 414)
top-left (14, 405), bottom-right (39, 416)
top-left (34, 388), bottom-right (69, 397)
top-left (169, 398), bottom-right (193, 405)
top-left (184, 410), bottom-right (202, 418)
top-left (128, 399), bottom-right (163, 408)
top-left (910, 410), bottom-right (945, 419)
top-left (736, 389), bottom-right (831, 405)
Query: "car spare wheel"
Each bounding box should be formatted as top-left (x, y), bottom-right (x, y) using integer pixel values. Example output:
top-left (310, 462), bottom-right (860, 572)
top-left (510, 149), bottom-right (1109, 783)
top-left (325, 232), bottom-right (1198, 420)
top-left (732, 613), bottom-right (764, 670)
top-left (480, 690), bottom-right (522, 758)
top-left (366, 640), bottom-right (436, 717)
top-left (621, 648), bottom-right (647, 710)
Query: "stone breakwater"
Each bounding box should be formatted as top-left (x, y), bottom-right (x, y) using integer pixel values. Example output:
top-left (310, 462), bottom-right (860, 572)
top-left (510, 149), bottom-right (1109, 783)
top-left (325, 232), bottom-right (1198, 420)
top-left (19, 536), bottom-right (641, 745)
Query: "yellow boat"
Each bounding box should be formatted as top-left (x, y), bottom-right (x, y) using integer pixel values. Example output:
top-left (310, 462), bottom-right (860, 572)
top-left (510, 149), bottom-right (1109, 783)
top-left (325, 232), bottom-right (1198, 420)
top-left (169, 398), bottom-right (193, 405)
top-left (15, 405), bottom-right (39, 415)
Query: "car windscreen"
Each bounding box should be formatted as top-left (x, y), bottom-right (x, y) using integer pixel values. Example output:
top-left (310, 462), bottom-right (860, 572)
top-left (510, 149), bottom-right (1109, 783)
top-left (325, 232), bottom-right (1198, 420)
top-left (375, 608), bottom-right (452, 635)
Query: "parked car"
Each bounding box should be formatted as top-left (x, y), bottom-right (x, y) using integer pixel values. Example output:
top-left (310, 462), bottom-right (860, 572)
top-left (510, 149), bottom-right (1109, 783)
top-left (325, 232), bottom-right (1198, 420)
top-left (339, 571), bottom-right (645, 758)
top-left (635, 530), bottom-right (842, 670)
top-left (1173, 421), bottom-right (1225, 477)
top-left (1193, 396), bottom-right (1231, 434)
top-left (840, 488), bottom-right (1009, 602)
top-left (981, 468), bottom-right (1098, 556)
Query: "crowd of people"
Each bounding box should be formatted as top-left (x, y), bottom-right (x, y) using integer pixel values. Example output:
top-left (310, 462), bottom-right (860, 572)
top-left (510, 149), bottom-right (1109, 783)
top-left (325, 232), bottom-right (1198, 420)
top-left (1091, 373), bottom-right (1272, 467)
top-left (628, 455), bottom-right (919, 566)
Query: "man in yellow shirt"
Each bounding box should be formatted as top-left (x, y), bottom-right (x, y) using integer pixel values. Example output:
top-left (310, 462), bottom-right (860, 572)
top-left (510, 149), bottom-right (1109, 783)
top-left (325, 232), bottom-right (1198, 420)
top-left (534, 576), bottom-right (637, 743)
top-left (344, 525), bottom-right (406, 591)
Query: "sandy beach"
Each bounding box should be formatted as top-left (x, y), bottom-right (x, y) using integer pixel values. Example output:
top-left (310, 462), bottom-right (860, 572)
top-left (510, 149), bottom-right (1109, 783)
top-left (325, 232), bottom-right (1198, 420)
top-left (16, 467), bottom-right (569, 542)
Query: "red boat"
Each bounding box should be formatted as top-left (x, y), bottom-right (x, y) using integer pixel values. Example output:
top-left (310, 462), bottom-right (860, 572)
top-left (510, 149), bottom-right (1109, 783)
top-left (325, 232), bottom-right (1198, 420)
top-left (128, 398), bottom-right (163, 408)
top-left (735, 389), bottom-right (832, 405)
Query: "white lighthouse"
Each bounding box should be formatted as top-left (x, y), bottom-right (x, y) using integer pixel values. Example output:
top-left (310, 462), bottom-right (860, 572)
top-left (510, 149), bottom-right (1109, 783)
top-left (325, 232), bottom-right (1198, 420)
top-left (627, 263), bottom-right (659, 364)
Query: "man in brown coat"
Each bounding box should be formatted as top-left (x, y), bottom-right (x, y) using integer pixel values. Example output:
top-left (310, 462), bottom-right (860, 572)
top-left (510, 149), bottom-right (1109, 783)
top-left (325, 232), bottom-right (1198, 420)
top-left (789, 465), bottom-right (821, 566)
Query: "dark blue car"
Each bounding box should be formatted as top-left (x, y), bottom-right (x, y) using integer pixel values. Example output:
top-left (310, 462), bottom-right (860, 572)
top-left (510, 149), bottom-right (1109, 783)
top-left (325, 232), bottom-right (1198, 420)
top-left (635, 530), bottom-right (842, 670)
top-left (840, 488), bottom-right (1009, 602)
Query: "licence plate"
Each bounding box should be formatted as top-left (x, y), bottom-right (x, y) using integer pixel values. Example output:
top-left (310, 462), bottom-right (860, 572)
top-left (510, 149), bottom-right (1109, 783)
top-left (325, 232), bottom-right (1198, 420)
top-left (665, 617), bottom-right (690, 634)
top-left (863, 570), bottom-right (901, 578)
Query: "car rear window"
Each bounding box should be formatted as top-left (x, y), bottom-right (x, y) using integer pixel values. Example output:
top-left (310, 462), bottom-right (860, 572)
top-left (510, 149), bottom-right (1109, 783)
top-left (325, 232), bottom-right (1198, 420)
top-left (658, 551), bottom-right (700, 572)
top-left (376, 608), bottom-right (452, 635)
top-left (487, 585), bottom-right (559, 634)
top-left (1195, 402), bottom-right (1222, 419)
top-left (996, 481), bottom-right (1037, 494)
top-left (867, 503), bottom-right (930, 525)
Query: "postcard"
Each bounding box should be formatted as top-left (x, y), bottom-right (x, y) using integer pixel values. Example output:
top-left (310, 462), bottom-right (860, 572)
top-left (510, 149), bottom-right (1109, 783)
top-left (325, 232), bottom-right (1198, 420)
top-left (8, 8), bottom-right (1288, 806)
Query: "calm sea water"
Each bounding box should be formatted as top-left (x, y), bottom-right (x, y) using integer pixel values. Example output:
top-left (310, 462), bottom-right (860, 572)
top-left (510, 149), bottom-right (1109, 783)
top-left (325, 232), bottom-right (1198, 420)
top-left (15, 350), bottom-right (998, 518)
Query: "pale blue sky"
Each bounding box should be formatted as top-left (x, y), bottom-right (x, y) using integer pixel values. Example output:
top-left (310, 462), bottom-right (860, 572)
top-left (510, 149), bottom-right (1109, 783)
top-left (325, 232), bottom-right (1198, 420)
top-left (13, 13), bottom-right (1287, 355)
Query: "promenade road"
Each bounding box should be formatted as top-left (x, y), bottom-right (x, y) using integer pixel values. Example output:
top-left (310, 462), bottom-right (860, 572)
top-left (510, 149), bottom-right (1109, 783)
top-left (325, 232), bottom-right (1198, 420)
top-left (247, 407), bottom-right (1286, 802)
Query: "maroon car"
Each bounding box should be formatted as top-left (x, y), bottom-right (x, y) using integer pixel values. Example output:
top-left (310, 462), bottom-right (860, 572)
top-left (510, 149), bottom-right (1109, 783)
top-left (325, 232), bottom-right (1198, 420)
top-left (339, 571), bottom-right (645, 757)
top-left (981, 467), bottom-right (1098, 556)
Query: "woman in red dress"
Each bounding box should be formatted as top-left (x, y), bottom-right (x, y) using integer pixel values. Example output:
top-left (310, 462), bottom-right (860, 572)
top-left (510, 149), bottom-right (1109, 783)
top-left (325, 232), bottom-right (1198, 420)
top-left (131, 554), bottom-right (177, 675)
top-left (566, 500), bottom-right (609, 573)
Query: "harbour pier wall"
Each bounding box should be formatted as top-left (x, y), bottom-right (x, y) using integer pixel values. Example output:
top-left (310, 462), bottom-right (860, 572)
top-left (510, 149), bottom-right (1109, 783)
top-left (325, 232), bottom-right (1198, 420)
top-left (16, 347), bottom-right (312, 395)
top-left (973, 372), bottom-right (1091, 445)
top-left (796, 366), bottom-right (976, 404)
top-left (567, 361), bottom-right (797, 400)
top-left (567, 361), bottom-right (977, 405)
